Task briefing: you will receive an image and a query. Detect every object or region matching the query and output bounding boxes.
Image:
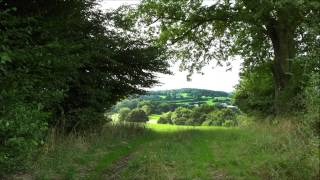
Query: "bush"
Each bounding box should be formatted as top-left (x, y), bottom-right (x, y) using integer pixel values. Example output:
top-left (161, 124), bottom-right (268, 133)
top-left (64, 108), bottom-right (109, 132)
top-left (0, 104), bottom-right (49, 176)
top-left (171, 107), bottom-right (192, 125)
top-left (203, 108), bottom-right (238, 127)
top-left (189, 104), bottom-right (215, 125)
top-left (126, 109), bottom-right (149, 123)
top-left (304, 72), bottom-right (320, 135)
top-left (234, 62), bottom-right (274, 114)
top-left (118, 108), bottom-right (131, 122)
top-left (158, 112), bottom-right (173, 124)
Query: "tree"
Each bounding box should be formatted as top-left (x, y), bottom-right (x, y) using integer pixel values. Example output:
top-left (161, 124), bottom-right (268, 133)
top-left (171, 107), bottom-right (193, 125)
top-left (135, 0), bottom-right (320, 114)
top-left (141, 105), bottom-right (152, 115)
top-left (158, 102), bottom-right (172, 113)
top-left (0, 0), bottom-right (170, 174)
top-left (203, 108), bottom-right (238, 126)
top-left (0, 0), bottom-right (170, 130)
top-left (118, 108), bottom-right (131, 121)
top-left (190, 104), bottom-right (215, 125)
top-left (158, 111), bottom-right (173, 124)
top-left (234, 62), bottom-right (274, 114)
top-left (113, 99), bottom-right (139, 112)
top-left (126, 109), bottom-right (149, 123)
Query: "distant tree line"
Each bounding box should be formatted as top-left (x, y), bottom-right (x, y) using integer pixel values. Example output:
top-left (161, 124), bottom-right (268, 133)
top-left (158, 104), bottom-right (239, 127)
top-left (142, 88), bottom-right (230, 101)
top-left (112, 89), bottom-right (232, 115)
top-left (114, 97), bottom-right (240, 127)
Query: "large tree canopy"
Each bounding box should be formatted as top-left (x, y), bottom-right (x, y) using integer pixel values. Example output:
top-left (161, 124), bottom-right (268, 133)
top-left (134, 0), bottom-right (320, 113)
top-left (0, 0), bottom-right (170, 174)
top-left (0, 0), bottom-right (170, 130)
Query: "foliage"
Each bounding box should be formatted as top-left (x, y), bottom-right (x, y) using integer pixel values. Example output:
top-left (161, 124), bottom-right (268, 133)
top-left (146, 88), bottom-right (230, 99)
top-left (112, 88), bottom-right (232, 116)
top-left (190, 104), bottom-right (216, 125)
top-left (171, 107), bottom-right (193, 125)
top-left (158, 112), bottom-right (173, 124)
top-left (0, 104), bottom-right (49, 175)
top-left (234, 62), bottom-right (274, 114)
top-left (157, 104), bottom-right (237, 127)
top-left (126, 109), bottom-right (149, 123)
top-left (304, 72), bottom-right (320, 135)
top-left (141, 105), bottom-right (152, 115)
top-left (0, 0), bottom-right (169, 175)
top-left (118, 108), bottom-right (131, 122)
top-left (134, 0), bottom-right (320, 114)
top-left (203, 108), bottom-right (238, 127)
top-left (112, 99), bottom-right (140, 112)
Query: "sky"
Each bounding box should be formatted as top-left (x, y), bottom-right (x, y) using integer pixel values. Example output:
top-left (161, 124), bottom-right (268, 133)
top-left (99, 0), bottom-right (242, 92)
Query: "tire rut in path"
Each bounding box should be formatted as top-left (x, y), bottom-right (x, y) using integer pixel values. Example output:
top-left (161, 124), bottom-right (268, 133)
top-left (101, 153), bottom-right (132, 180)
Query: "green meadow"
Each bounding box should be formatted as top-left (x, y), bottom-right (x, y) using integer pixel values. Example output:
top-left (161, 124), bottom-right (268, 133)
top-left (26, 122), bottom-right (318, 180)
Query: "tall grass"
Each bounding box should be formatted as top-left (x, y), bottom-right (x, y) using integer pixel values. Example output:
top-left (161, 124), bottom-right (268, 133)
top-left (22, 122), bottom-right (150, 180)
top-left (10, 118), bottom-right (319, 179)
top-left (242, 117), bottom-right (319, 179)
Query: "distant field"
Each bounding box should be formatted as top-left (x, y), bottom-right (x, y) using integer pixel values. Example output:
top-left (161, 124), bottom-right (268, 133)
top-left (180, 92), bottom-right (189, 97)
top-left (148, 114), bottom-right (161, 124)
top-left (206, 99), bottom-right (215, 105)
top-left (153, 96), bottom-right (229, 106)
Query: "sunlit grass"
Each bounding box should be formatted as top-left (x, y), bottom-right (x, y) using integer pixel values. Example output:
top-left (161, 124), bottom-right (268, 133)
top-left (148, 114), bottom-right (161, 121)
top-left (28, 123), bottom-right (319, 180)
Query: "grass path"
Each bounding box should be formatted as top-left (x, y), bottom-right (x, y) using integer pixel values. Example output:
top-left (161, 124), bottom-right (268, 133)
top-left (90, 124), bottom-right (262, 180)
top-left (31, 123), bottom-right (318, 180)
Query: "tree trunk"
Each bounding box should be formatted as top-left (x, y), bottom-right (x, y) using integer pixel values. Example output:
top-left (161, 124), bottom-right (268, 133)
top-left (266, 18), bottom-right (296, 114)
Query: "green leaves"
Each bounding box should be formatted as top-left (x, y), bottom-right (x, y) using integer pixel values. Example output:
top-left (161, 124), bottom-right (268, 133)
top-left (0, 0), bottom-right (171, 175)
top-left (0, 52), bottom-right (11, 64)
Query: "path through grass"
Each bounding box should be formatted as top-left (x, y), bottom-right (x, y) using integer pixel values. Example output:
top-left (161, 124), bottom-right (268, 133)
top-left (98, 124), bottom-right (318, 180)
top-left (29, 123), bottom-right (319, 180)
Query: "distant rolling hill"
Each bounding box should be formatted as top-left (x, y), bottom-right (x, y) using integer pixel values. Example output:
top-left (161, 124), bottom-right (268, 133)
top-left (112, 88), bottom-right (233, 113)
top-left (139, 88), bottom-right (231, 106)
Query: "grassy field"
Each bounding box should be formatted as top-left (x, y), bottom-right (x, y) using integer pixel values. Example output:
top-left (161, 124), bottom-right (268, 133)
top-left (148, 114), bottom-right (161, 124)
top-left (23, 123), bottom-right (319, 180)
top-left (153, 96), bottom-right (230, 106)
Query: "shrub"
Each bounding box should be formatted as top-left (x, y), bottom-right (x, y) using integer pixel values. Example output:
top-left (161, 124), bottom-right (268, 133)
top-left (141, 105), bottom-right (152, 115)
top-left (189, 104), bottom-right (215, 125)
top-left (0, 104), bottom-right (49, 176)
top-left (118, 108), bottom-right (131, 122)
top-left (126, 109), bottom-right (149, 123)
top-left (64, 108), bottom-right (109, 132)
top-left (234, 62), bottom-right (274, 114)
top-left (171, 107), bottom-right (192, 125)
top-left (158, 112), bottom-right (173, 124)
top-left (304, 72), bottom-right (320, 135)
top-left (203, 108), bottom-right (238, 127)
